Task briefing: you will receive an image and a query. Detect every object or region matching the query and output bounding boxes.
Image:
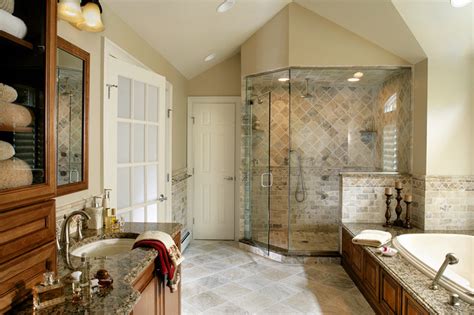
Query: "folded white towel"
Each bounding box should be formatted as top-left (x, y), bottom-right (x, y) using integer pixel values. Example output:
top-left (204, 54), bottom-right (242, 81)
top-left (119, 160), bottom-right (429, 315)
top-left (352, 229), bottom-right (392, 247)
top-left (0, 0), bottom-right (14, 14)
top-left (0, 9), bottom-right (27, 39)
top-left (0, 83), bottom-right (18, 102)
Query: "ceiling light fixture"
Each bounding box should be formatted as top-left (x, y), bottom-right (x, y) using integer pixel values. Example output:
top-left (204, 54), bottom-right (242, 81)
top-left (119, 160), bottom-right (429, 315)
top-left (353, 72), bottom-right (364, 78)
top-left (74, 0), bottom-right (105, 32)
top-left (58, 0), bottom-right (83, 23)
top-left (278, 77), bottom-right (290, 82)
top-left (450, 0), bottom-right (472, 7)
top-left (204, 53), bottom-right (216, 62)
top-left (217, 0), bottom-right (236, 13)
top-left (347, 78), bottom-right (360, 82)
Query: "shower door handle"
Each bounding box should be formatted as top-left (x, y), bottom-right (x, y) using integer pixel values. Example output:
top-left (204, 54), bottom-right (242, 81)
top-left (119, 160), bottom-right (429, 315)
top-left (261, 172), bottom-right (273, 188)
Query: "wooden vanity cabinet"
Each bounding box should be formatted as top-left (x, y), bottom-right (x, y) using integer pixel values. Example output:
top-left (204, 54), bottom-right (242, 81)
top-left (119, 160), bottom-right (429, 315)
top-left (341, 227), bottom-right (430, 315)
top-left (132, 232), bottom-right (181, 315)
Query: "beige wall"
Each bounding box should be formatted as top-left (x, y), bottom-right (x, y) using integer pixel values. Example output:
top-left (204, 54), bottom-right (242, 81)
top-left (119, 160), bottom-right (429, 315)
top-left (425, 56), bottom-right (472, 175)
top-left (412, 59), bottom-right (428, 175)
top-left (241, 7), bottom-right (289, 77)
top-left (188, 53), bottom-right (241, 96)
top-left (56, 3), bottom-right (188, 207)
top-left (288, 4), bottom-right (410, 67)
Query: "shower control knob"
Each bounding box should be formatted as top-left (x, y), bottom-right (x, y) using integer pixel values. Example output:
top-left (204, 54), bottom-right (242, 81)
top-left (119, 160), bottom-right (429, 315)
top-left (224, 176), bottom-right (234, 181)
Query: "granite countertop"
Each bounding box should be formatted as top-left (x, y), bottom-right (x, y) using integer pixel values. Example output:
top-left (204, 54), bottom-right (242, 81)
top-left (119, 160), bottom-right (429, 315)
top-left (343, 223), bottom-right (474, 315)
top-left (14, 222), bottom-right (182, 315)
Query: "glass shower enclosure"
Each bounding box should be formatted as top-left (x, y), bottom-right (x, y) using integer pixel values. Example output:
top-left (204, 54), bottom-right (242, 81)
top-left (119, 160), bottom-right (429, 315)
top-left (242, 67), bottom-right (412, 256)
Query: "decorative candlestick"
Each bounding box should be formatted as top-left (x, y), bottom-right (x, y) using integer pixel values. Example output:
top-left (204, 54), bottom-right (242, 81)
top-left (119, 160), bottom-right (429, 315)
top-left (404, 194), bottom-right (413, 229)
top-left (383, 191), bottom-right (393, 227)
top-left (393, 187), bottom-right (404, 227)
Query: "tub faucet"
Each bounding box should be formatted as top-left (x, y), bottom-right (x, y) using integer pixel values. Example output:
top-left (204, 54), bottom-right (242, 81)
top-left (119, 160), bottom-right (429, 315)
top-left (430, 253), bottom-right (459, 290)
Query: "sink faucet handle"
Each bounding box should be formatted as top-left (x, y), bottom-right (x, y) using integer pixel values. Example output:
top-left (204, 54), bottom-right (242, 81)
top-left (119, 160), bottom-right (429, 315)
top-left (449, 293), bottom-right (460, 307)
top-left (76, 217), bottom-right (83, 242)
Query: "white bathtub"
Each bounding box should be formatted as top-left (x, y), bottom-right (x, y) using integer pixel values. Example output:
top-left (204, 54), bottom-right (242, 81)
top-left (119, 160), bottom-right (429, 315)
top-left (392, 233), bottom-right (474, 304)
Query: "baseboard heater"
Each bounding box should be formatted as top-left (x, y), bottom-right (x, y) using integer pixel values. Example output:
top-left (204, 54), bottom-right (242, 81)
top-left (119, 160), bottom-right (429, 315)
top-left (181, 229), bottom-right (191, 251)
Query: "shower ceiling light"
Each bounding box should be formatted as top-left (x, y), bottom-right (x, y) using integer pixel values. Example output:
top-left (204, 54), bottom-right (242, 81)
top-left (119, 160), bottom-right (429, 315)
top-left (353, 72), bottom-right (364, 78)
top-left (217, 0), bottom-right (236, 13)
top-left (278, 77), bottom-right (290, 82)
top-left (450, 0), bottom-right (472, 7)
top-left (204, 53), bottom-right (216, 62)
top-left (347, 78), bottom-right (360, 82)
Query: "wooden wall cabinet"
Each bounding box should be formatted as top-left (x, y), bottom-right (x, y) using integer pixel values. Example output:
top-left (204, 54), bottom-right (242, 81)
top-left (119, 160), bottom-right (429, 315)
top-left (132, 232), bottom-right (181, 315)
top-left (341, 228), bottom-right (430, 315)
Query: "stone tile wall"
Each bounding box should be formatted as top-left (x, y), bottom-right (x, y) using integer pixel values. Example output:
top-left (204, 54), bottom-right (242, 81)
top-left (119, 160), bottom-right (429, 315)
top-left (172, 168), bottom-right (190, 232)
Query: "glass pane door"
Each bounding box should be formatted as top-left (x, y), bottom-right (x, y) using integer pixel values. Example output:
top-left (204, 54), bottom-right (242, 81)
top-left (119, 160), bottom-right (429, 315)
top-left (249, 90), bottom-right (271, 254)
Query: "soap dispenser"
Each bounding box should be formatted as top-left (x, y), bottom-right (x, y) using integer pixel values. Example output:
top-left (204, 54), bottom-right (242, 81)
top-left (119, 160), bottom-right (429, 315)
top-left (85, 196), bottom-right (103, 230)
top-left (102, 189), bottom-right (111, 228)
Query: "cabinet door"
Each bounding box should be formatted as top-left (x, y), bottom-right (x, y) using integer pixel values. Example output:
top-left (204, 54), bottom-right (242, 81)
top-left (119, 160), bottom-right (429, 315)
top-left (363, 252), bottom-right (380, 301)
top-left (402, 291), bottom-right (429, 315)
top-left (351, 243), bottom-right (364, 278)
top-left (134, 277), bottom-right (158, 315)
top-left (341, 228), bottom-right (352, 260)
top-left (0, 0), bottom-right (57, 211)
top-left (381, 270), bottom-right (402, 315)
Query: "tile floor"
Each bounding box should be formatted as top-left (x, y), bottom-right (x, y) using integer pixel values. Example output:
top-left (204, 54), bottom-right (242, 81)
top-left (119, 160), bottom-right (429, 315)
top-left (182, 240), bottom-right (374, 314)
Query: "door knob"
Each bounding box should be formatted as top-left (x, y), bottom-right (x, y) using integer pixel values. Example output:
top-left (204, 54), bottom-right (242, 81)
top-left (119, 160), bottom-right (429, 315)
top-left (158, 194), bottom-right (168, 202)
top-left (224, 176), bottom-right (234, 181)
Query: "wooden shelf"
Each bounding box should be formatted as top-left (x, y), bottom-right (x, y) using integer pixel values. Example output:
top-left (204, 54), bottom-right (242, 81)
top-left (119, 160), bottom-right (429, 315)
top-left (0, 126), bottom-right (33, 133)
top-left (0, 30), bottom-right (33, 50)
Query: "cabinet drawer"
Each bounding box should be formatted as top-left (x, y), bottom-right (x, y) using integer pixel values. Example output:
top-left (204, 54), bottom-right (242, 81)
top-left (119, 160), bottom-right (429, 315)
top-left (402, 291), bottom-right (429, 315)
top-left (381, 270), bottom-right (402, 315)
top-left (363, 252), bottom-right (380, 301)
top-left (0, 241), bottom-right (56, 313)
top-left (0, 200), bottom-right (55, 264)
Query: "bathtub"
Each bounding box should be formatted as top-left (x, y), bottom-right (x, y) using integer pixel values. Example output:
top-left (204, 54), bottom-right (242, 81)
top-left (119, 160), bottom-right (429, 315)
top-left (392, 233), bottom-right (474, 304)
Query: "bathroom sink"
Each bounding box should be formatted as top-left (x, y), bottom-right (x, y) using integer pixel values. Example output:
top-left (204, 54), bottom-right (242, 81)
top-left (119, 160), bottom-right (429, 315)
top-left (70, 238), bottom-right (136, 258)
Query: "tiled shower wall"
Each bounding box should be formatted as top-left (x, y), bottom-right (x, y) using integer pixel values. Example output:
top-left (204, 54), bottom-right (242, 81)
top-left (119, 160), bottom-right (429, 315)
top-left (171, 168), bottom-right (190, 232)
top-left (57, 68), bottom-right (83, 185)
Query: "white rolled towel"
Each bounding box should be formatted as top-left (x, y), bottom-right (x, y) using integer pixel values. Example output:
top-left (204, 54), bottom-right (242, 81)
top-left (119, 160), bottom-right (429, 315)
top-left (0, 158), bottom-right (33, 190)
top-left (0, 101), bottom-right (33, 128)
top-left (352, 230), bottom-right (392, 247)
top-left (0, 140), bottom-right (14, 160)
top-left (0, 0), bottom-right (14, 14)
top-left (0, 83), bottom-right (18, 102)
top-left (0, 9), bottom-right (27, 39)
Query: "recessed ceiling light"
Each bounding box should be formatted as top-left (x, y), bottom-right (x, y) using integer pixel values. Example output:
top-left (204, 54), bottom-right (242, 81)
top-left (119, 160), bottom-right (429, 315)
top-left (450, 0), bottom-right (472, 7)
top-left (347, 78), bottom-right (360, 82)
top-left (204, 53), bottom-right (216, 62)
top-left (278, 77), bottom-right (290, 82)
top-left (217, 0), bottom-right (236, 13)
top-left (353, 72), bottom-right (364, 78)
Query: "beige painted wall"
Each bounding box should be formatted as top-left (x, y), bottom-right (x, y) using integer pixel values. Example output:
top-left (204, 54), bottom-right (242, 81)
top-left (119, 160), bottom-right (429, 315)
top-left (188, 53), bottom-right (241, 96)
top-left (241, 6), bottom-right (289, 77)
top-left (412, 59), bottom-right (428, 175)
top-left (425, 56), bottom-right (472, 175)
top-left (56, 3), bottom-right (188, 207)
top-left (288, 4), bottom-right (410, 67)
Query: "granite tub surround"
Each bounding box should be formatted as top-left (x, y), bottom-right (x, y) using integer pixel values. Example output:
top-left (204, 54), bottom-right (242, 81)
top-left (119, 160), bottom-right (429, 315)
top-left (343, 223), bottom-right (474, 314)
top-left (14, 222), bottom-right (182, 314)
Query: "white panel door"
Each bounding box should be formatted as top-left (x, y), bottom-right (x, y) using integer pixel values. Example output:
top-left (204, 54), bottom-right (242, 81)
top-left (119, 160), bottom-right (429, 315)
top-left (192, 100), bottom-right (235, 239)
top-left (104, 58), bottom-right (169, 222)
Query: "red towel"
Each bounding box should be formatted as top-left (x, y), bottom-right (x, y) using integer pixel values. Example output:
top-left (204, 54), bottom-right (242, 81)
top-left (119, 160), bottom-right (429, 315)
top-left (133, 240), bottom-right (176, 283)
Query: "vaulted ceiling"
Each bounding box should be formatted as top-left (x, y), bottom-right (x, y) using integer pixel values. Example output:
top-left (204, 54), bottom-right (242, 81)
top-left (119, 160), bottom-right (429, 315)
top-left (104, 0), bottom-right (472, 79)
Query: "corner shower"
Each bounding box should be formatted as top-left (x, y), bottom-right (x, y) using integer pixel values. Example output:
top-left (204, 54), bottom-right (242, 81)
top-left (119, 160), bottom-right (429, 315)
top-left (242, 67), bottom-right (412, 256)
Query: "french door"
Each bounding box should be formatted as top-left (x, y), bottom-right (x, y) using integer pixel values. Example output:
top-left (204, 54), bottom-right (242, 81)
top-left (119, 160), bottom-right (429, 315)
top-left (104, 58), bottom-right (170, 222)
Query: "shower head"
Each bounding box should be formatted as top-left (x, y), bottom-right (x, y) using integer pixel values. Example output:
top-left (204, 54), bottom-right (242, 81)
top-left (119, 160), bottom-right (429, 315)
top-left (250, 91), bottom-right (270, 105)
top-left (301, 78), bottom-right (313, 99)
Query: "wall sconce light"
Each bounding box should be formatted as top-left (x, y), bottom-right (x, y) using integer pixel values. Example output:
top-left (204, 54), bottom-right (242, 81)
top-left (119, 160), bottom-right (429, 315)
top-left (58, 0), bottom-right (105, 32)
top-left (58, 0), bottom-right (83, 23)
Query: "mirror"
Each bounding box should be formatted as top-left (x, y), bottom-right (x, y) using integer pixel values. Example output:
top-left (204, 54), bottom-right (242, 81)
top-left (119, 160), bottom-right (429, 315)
top-left (56, 37), bottom-right (89, 196)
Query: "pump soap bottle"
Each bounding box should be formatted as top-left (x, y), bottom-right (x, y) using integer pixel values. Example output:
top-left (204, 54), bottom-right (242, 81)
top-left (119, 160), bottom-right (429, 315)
top-left (85, 196), bottom-right (103, 230)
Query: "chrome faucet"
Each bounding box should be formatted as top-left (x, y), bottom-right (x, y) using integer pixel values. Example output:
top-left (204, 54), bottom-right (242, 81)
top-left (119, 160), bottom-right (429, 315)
top-left (60, 210), bottom-right (91, 250)
top-left (430, 253), bottom-right (459, 290)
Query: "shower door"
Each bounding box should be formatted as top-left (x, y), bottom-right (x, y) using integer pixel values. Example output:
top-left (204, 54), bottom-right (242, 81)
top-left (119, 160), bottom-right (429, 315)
top-left (249, 92), bottom-right (272, 254)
